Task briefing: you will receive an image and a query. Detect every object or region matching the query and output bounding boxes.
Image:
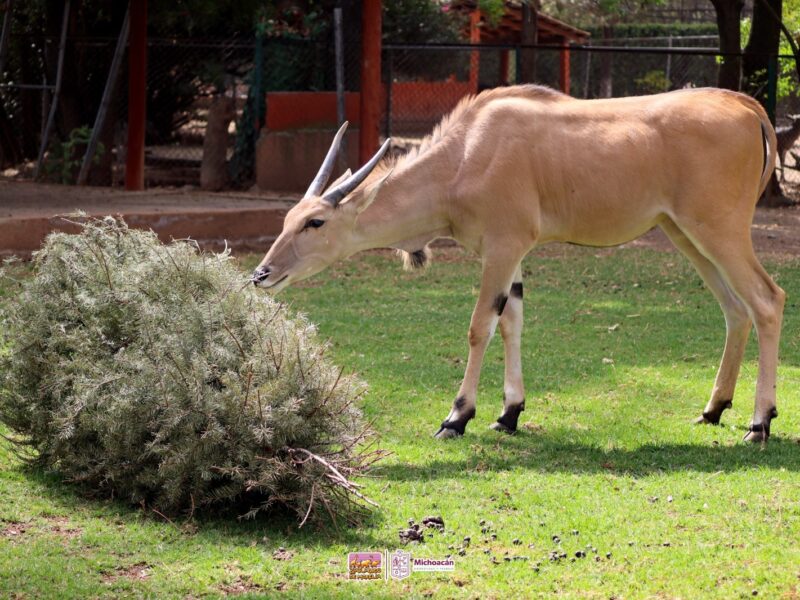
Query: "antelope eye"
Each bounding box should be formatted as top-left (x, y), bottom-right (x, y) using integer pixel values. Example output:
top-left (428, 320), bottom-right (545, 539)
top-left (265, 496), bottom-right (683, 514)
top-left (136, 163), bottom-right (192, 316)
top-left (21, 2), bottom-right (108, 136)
top-left (304, 219), bottom-right (325, 230)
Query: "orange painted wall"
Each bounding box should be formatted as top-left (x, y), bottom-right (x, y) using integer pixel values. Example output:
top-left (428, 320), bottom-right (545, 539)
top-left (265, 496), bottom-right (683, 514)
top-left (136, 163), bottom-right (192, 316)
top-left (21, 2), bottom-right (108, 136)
top-left (265, 80), bottom-right (473, 132)
top-left (266, 92), bottom-right (362, 131)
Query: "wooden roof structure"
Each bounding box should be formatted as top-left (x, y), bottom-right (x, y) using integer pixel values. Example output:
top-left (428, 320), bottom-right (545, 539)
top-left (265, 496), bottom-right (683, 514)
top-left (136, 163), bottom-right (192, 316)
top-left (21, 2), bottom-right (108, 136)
top-left (451, 1), bottom-right (590, 45)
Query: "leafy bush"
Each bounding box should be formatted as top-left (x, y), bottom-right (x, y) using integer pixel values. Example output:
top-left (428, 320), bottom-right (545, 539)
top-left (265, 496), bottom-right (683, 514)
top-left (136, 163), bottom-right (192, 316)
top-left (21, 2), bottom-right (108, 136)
top-left (0, 218), bottom-right (383, 525)
top-left (43, 126), bottom-right (105, 185)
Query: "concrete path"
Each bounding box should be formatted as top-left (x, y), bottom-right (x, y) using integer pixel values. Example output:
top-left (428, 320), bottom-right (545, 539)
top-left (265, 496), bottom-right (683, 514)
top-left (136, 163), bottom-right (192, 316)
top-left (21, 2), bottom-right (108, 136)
top-left (0, 181), bottom-right (297, 256)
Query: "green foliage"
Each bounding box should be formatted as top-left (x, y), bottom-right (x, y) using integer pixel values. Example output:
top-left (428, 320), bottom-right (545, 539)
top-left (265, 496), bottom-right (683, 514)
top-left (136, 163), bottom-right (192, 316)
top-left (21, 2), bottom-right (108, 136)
top-left (776, 0), bottom-right (800, 101)
top-left (0, 219), bottom-right (381, 524)
top-left (582, 22), bottom-right (719, 38)
top-left (543, 0), bottom-right (668, 27)
top-left (383, 0), bottom-right (465, 43)
top-left (42, 126), bottom-right (104, 185)
top-left (635, 69), bottom-right (670, 93)
top-left (478, 0), bottom-right (507, 26)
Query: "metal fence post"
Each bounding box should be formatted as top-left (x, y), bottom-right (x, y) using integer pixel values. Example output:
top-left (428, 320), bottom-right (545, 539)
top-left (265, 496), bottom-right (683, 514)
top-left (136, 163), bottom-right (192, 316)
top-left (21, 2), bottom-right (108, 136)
top-left (766, 53), bottom-right (778, 125)
top-left (34, 0), bottom-right (70, 180)
top-left (384, 48), bottom-right (392, 140)
top-left (77, 7), bottom-right (130, 185)
top-left (253, 27), bottom-right (264, 135)
top-left (0, 0), bottom-right (14, 78)
top-left (334, 7), bottom-right (347, 169)
top-left (514, 45), bottom-right (521, 84)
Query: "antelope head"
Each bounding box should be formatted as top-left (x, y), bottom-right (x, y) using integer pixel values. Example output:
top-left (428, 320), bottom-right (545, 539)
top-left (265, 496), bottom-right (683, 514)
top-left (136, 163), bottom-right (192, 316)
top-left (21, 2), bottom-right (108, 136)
top-left (252, 122), bottom-right (391, 293)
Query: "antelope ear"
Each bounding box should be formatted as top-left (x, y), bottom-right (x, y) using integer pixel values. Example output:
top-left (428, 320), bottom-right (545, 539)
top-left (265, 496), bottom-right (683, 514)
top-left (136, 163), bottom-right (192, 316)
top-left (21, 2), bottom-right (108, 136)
top-left (341, 169), bottom-right (393, 214)
top-left (323, 169), bottom-right (352, 195)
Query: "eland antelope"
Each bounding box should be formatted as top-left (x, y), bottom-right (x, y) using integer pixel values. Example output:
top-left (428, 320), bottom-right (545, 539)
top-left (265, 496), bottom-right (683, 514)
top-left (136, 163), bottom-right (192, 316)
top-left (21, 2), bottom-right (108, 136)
top-left (253, 84), bottom-right (784, 443)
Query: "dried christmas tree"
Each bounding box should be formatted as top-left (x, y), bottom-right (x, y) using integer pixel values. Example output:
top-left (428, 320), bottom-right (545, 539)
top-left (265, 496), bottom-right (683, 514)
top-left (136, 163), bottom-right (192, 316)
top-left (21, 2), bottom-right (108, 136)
top-left (0, 217), bottom-right (384, 526)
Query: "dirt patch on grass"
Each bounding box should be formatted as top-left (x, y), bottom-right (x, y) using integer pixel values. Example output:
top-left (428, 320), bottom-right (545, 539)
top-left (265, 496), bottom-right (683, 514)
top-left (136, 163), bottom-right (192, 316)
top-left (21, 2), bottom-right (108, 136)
top-left (218, 576), bottom-right (264, 595)
top-left (102, 562), bottom-right (152, 583)
top-left (272, 547), bottom-right (294, 561)
top-left (45, 516), bottom-right (82, 540)
top-left (0, 520), bottom-right (29, 540)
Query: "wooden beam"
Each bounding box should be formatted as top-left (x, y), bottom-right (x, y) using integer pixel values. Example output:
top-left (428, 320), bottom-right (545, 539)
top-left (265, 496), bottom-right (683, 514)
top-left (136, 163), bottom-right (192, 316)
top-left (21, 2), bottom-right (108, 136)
top-left (359, 0), bottom-right (381, 164)
top-left (126, 0), bottom-right (147, 191)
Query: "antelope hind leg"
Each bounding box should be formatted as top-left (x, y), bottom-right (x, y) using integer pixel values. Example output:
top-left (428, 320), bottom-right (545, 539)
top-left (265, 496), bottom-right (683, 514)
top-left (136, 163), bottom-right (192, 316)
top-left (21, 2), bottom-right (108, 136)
top-left (673, 218), bottom-right (785, 442)
top-left (660, 220), bottom-right (751, 426)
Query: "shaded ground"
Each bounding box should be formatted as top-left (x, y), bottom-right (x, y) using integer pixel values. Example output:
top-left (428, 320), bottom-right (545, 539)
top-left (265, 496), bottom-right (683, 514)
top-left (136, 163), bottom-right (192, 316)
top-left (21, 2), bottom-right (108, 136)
top-left (625, 206), bottom-right (800, 258)
top-left (0, 180), bottom-right (297, 219)
top-left (0, 181), bottom-right (297, 256)
top-left (3, 180), bottom-right (800, 259)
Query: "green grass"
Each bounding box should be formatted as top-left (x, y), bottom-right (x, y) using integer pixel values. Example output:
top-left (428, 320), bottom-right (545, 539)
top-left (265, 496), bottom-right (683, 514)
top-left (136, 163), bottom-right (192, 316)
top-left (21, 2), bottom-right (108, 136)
top-left (2, 245), bottom-right (800, 599)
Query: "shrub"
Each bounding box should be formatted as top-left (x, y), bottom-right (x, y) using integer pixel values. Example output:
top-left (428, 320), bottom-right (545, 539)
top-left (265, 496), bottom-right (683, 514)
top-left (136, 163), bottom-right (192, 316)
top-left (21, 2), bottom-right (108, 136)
top-left (0, 218), bottom-right (383, 525)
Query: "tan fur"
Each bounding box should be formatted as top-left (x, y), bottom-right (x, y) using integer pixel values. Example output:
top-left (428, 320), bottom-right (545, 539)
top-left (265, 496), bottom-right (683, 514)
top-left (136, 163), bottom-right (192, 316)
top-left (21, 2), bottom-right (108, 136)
top-left (256, 85), bottom-right (783, 442)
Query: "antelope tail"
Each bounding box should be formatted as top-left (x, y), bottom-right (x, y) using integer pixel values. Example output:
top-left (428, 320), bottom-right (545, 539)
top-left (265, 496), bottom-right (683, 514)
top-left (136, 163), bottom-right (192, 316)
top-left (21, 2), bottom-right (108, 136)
top-left (758, 111), bottom-right (777, 199)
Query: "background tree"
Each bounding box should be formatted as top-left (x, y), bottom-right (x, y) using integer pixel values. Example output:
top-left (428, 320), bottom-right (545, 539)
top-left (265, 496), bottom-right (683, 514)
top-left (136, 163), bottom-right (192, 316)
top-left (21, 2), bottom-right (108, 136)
top-left (543, 0), bottom-right (666, 96)
top-left (710, 0), bottom-right (745, 90)
top-left (743, 0), bottom-right (782, 102)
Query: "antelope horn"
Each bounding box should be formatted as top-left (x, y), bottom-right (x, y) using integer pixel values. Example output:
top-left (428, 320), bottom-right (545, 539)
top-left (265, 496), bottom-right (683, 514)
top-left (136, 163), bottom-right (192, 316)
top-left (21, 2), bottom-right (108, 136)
top-left (304, 121), bottom-right (349, 199)
top-left (323, 138), bottom-right (392, 206)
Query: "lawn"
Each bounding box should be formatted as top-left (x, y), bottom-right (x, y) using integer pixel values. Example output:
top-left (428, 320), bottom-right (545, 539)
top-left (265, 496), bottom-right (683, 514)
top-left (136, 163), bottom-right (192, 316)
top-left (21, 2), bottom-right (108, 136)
top-left (2, 244), bottom-right (800, 599)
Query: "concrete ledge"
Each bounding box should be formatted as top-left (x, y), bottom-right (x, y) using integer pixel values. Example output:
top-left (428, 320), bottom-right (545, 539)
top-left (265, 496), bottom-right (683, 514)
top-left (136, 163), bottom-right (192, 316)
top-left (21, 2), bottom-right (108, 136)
top-left (0, 204), bottom-right (292, 257)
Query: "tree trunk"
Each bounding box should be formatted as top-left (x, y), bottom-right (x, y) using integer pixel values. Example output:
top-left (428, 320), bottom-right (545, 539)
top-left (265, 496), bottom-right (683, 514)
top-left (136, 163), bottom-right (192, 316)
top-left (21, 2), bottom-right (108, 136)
top-left (519, 2), bottom-right (537, 83)
top-left (200, 93), bottom-right (236, 191)
top-left (711, 0), bottom-right (744, 90)
top-left (743, 0), bottom-right (788, 205)
top-left (743, 0), bottom-right (782, 102)
top-left (598, 26), bottom-right (614, 98)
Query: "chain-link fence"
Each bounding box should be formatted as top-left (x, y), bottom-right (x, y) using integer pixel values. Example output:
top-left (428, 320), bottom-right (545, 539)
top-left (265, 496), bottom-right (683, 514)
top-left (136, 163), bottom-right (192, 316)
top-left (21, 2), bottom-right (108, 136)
top-left (0, 24), bottom-right (361, 188)
top-left (382, 39), bottom-right (740, 139)
top-left (1, 27), bottom-right (795, 189)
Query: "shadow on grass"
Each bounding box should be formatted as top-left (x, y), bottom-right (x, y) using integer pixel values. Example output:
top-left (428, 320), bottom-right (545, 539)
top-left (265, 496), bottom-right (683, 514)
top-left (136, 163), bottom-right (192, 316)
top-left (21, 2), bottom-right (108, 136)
top-left (13, 463), bottom-right (389, 548)
top-left (376, 428), bottom-right (800, 481)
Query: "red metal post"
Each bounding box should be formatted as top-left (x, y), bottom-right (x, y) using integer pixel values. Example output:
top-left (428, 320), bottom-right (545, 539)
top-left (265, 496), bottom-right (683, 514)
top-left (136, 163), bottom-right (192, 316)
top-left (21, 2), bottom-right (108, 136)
top-left (559, 40), bottom-right (570, 96)
top-left (126, 0), bottom-right (147, 190)
top-left (359, 0), bottom-right (382, 164)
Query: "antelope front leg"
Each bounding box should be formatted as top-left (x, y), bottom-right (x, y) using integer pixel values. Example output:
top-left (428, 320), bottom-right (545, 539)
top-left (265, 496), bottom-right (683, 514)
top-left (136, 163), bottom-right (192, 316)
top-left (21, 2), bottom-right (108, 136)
top-left (435, 254), bottom-right (521, 439)
top-left (490, 267), bottom-right (525, 434)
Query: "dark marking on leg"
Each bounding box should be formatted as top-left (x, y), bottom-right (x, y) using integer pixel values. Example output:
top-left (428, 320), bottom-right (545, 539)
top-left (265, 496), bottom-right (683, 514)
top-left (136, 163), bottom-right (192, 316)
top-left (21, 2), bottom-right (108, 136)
top-left (495, 398), bottom-right (525, 433)
top-left (701, 399), bottom-right (733, 425)
top-left (510, 282), bottom-right (523, 299)
top-left (744, 406), bottom-right (778, 442)
top-left (436, 403), bottom-right (476, 437)
top-left (454, 395), bottom-right (467, 411)
top-left (410, 249), bottom-right (427, 269)
top-left (493, 294), bottom-right (509, 316)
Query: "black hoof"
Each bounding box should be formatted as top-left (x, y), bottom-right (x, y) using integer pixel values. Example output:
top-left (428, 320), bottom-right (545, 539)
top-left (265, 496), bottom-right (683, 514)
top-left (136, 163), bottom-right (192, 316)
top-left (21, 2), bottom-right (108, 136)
top-left (744, 407), bottom-right (778, 443)
top-left (490, 404), bottom-right (525, 433)
top-left (434, 426), bottom-right (462, 439)
top-left (695, 400), bottom-right (733, 425)
top-left (489, 421), bottom-right (515, 434)
top-left (434, 407), bottom-right (475, 439)
top-left (491, 401), bottom-right (524, 434)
